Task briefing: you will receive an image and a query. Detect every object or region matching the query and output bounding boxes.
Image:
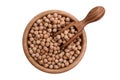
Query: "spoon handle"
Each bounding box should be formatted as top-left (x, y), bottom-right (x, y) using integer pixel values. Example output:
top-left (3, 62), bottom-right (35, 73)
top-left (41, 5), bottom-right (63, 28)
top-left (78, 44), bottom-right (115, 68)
top-left (82, 6), bottom-right (105, 24)
top-left (62, 6), bottom-right (105, 49)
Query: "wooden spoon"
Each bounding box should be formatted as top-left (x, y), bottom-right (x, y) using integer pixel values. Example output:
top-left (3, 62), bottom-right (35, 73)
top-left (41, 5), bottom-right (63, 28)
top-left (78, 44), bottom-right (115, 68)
top-left (54, 6), bottom-right (105, 49)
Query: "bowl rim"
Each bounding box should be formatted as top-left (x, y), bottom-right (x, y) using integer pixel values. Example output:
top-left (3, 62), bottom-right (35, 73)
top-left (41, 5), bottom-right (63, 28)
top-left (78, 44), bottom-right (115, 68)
top-left (22, 10), bottom-right (87, 73)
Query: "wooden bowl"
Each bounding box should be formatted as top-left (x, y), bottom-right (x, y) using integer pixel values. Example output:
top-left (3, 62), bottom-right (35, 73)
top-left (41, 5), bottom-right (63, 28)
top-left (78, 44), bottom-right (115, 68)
top-left (23, 10), bottom-right (87, 73)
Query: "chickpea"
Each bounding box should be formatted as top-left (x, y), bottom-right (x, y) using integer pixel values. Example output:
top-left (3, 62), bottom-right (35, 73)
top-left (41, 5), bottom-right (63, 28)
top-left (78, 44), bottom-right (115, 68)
top-left (27, 12), bottom-right (82, 69)
top-left (44, 64), bottom-right (49, 68)
top-left (54, 65), bottom-right (59, 69)
top-left (49, 65), bottom-right (53, 69)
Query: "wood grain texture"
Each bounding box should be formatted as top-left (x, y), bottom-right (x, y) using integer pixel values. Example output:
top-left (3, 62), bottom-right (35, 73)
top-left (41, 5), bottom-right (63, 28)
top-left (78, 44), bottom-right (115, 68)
top-left (22, 10), bottom-right (87, 73)
top-left (58, 6), bottom-right (105, 48)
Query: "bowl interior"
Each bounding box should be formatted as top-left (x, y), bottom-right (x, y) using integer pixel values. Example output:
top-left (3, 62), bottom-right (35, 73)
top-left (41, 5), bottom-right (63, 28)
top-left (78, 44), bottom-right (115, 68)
top-left (23, 10), bottom-right (87, 73)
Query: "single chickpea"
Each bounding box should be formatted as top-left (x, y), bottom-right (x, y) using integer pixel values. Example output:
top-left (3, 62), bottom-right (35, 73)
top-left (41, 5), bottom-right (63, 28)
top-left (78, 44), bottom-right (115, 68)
top-left (31, 53), bottom-right (36, 57)
top-left (44, 34), bottom-right (49, 39)
top-left (58, 15), bottom-right (62, 19)
top-left (41, 41), bottom-right (45, 46)
top-left (45, 42), bottom-right (50, 47)
top-left (29, 49), bottom-right (33, 54)
top-left (39, 45), bottom-right (42, 49)
top-left (54, 65), bottom-right (59, 69)
top-left (53, 24), bottom-right (57, 28)
top-left (53, 13), bottom-right (58, 17)
top-left (47, 14), bottom-right (52, 18)
top-left (38, 56), bottom-right (42, 60)
top-left (56, 35), bottom-right (61, 39)
top-left (65, 17), bottom-right (70, 22)
top-left (43, 31), bottom-right (47, 34)
top-left (76, 50), bottom-right (80, 55)
top-left (50, 17), bottom-right (54, 21)
top-left (65, 49), bottom-right (70, 53)
top-left (36, 19), bottom-right (41, 24)
top-left (44, 22), bottom-right (48, 27)
top-left (65, 61), bottom-right (69, 66)
top-left (49, 65), bottom-right (53, 69)
top-left (53, 28), bottom-right (57, 32)
top-left (36, 40), bottom-right (40, 44)
top-left (44, 64), bottom-right (49, 68)
top-left (35, 53), bottom-right (39, 57)
top-left (55, 59), bottom-right (59, 63)
top-left (51, 62), bottom-right (55, 65)
top-left (39, 26), bottom-right (44, 30)
top-left (77, 45), bottom-right (81, 50)
top-left (43, 59), bottom-right (48, 63)
top-left (48, 28), bottom-right (52, 32)
top-left (30, 44), bottom-right (34, 48)
top-left (59, 58), bottom-right (63, 62)
top-left (33, 47), bottom-right (37, 52)
top-left (48, 62), bottom-right (52, 65)
top-left (33, 23), bottom-right (37, 27)
top-left (65, 53), bottom-right (70, 58)
top-left (36, 35), bottom-right (40, 39)
top-left (45, 18), bottom-right (50, 23)
top-left (39, 60), bottom-right (43, 65)
top-left (29, 37), bottom-right (34, 41)
top-left (61, 63), bottom-right (65, 68)
top-left (69, 59), bottom-right (73, 64)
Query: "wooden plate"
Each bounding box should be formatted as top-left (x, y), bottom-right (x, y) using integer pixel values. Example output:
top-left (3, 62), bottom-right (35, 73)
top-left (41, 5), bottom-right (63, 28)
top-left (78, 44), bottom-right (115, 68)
top-left (22, 10), bottom-right (87, 73)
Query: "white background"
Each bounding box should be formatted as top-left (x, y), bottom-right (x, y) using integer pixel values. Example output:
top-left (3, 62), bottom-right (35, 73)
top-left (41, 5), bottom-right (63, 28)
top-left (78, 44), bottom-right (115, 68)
top-left (0, 0), bottom-right (120, 80)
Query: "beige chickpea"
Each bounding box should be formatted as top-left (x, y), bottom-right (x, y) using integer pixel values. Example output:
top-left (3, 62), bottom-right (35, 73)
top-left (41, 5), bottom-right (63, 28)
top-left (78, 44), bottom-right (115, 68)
top-left (31, 53), bottom-right (36, 57)
top-left (59, 58), bottom-right (63, 62)
top-left (53, 13), bottom-right (58, 17)
top-left (54, 65), bottom-right (59, 69)
top-left (29, 37), bottom-right (34, 41)
top-left (27, 13), bottom-right (82, 69)
top-left (61, 63), bottom-right (65, 68)
top-left (45, 42), bottom-right (50, 47)
top-left (69, 59), bottom-right (73, 64)
top-left (65, 61), bottom-right (69, 66)
top-left (65, 49), bottom-right (69, 53)
top-left (49, 65), bottom-right (53, 69)
top-left (55, 59), bottom-right (59, 63)
top-left (39, 26), bottom-right (44, 30)
top-left (43, 30), bottom-right (47, 34)
top-left (50, 17), bottom-right (54, 21)
top-left (77, 45), bottom-right (81, 50)
top-left (44, 22), bottom-right (48, 27)
top-left (44, 64), bottom-right (49, 68)
top-left (65, 53), bottom-right (70, 58)
top-left (65, 17), bottom-right (70, 22)
top-left (53, 28), bottom-right (57, 32)
top-left (76, 50), bottom-right (80, 55)
top-left (30, 44), bottom-right (34, 48)
top-left (45, 18), bottom-right (50, 23)
top-left (38, 56), bottom-right (42, 60)
top-left (56, 35), bottom-right (61, 39)
top-left (35, 53), bottom-right (39, 57)
top-left (36, 19), bottom-right (41, 24)
top-left (44, 34), bottom-right (49, 39)
top-left (58, 15), bottom-right (62, 19)
top-left (48, 61), bottom-right (52, 65)
top-left (29, 49), bottom-right (33, 54)
top-left (47, 14), bottom-right (52, 18)
top-left (33, 23), bottom-right (37, 27)
top-left (39, 60), bottom-right (43, 65)
top-left (43, 59), bottom-right (48, 63)
top-left (41, 41), bottom-right (45, 46)
top-left (36, 40), bottom-right (40, 44)
top-left (33, 47), bottom-right (37, 52)
top-left (48, 28), bottom-right (52, 32)
top-left (42, 55), bottom-right (46, 59)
